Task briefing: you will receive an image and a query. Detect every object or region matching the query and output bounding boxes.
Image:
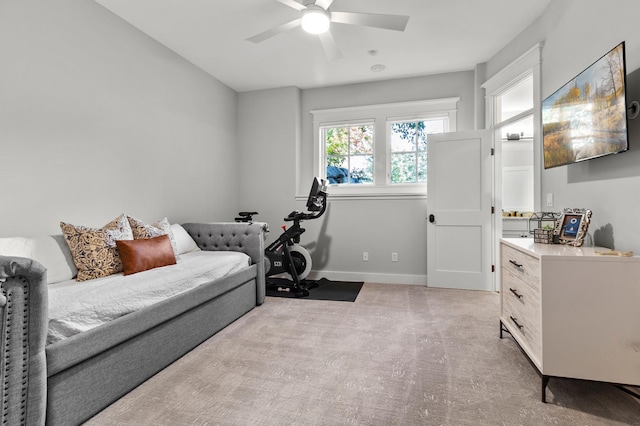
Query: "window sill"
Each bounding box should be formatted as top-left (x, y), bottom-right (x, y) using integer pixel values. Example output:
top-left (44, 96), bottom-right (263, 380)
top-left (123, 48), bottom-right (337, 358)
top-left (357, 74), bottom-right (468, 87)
top-left (296, 184), bottom-right (427, 201)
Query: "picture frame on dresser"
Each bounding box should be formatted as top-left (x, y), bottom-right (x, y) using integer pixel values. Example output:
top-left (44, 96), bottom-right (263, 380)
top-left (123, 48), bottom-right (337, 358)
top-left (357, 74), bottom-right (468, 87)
top-left (554, 208), bottom-right (592, 246)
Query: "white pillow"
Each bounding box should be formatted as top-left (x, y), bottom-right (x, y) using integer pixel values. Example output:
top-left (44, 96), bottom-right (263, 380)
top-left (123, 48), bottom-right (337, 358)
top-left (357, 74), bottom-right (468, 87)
top-left (29, 235), bottom-right (77, 284)
top-left (0, 235), bottom-right (78, 284)
top-left (170, 224), bottom-right (201, 255)
top-left (0, 237), bottom-right (31, 258)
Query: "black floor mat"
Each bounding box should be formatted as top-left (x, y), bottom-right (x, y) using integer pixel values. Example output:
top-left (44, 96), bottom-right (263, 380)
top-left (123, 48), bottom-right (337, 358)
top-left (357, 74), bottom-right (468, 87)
top-left (266, 277), bottom-right (363, 302)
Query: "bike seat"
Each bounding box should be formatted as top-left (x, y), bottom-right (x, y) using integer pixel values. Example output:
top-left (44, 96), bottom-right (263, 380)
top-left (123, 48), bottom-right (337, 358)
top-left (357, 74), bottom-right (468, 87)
top-left (235, 211), bottom-right (258, 222)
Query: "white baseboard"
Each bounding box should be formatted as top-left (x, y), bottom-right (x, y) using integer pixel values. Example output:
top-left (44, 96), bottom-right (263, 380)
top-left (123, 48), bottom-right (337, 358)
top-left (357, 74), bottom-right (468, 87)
top-left (308, 270), bottom-right (427, 286)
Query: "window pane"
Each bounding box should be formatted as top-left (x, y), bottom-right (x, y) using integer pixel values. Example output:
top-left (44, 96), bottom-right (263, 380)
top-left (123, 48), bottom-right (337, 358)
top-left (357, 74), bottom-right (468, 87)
top-left (391, 153), bottom-right (416, 183)
top-left (326, 155), bottom-right (346, 168)
top-left (389, 119), bottom-right (446, 184)
top-left (418, 152), bottom-right (427, 182)
top-left (350, 155), bottom-right (373, 183)
top-left (419, 119), bottom-right (445, 151)
top-left (390, 122), bottom-right (416, 152)
top-left (327, 165), bottom-right (349, 183)
top-left (423, 119), bottom-right (445, 134)
top-left (324, 123), bottom-right (374, 185)
top-left (350, 125), bottom-right (373, 154)
top-left (325, 127), bottom-right (349, 156)
top-left (498, 75), bottom-right (534, 123)
top-left (326, 155), bottom-right (348, 184)
top-left (417, 124), bottom-right (428, 151)
top-left (500, 114), bottom-right (534, 140)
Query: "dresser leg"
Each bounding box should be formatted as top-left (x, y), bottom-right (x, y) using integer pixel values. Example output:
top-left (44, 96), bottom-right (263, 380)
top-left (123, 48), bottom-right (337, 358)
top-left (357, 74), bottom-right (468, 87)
top-left (499, 320), bottom-right (509, 339)
top-left (541, 375), bottom-right (550, 403)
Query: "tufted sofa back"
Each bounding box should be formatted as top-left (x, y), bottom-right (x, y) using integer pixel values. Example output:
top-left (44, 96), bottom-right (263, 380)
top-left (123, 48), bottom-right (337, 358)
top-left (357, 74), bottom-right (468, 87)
top-left (181, 222), bottom-right (266, 304)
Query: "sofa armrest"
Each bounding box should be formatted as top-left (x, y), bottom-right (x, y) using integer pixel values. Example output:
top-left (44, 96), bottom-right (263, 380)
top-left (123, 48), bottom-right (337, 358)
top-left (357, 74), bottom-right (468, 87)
top-left (181, 223), bottom-right (266, 305)
top-left (0, 256), bottom-right (48, 426)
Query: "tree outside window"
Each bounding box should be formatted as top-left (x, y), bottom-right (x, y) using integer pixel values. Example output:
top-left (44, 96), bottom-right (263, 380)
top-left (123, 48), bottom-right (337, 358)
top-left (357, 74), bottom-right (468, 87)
top-left (390, 119), bottom-right (445, 184)
top-left (324, 124), bottom-right (373, 184)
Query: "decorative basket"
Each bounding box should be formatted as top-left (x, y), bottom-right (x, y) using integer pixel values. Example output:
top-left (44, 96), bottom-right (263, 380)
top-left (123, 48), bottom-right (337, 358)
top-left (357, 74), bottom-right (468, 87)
top-left (533, 228), bottom-right (554, 244)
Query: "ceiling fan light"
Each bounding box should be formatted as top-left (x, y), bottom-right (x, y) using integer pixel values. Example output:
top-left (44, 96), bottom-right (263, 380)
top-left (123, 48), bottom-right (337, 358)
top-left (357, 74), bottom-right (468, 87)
top-left (301, 7), bottom-right (330, 34)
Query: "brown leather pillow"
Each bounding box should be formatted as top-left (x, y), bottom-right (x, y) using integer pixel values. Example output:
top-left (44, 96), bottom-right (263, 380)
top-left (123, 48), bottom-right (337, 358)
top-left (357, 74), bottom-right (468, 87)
top-left (116, 234), bottom-right (177, 276)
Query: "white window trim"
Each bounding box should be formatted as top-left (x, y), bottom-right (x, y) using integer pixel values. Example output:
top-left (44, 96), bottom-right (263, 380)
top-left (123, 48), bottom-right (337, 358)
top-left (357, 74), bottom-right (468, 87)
top-left (311, 98), bottom-right (459, 199)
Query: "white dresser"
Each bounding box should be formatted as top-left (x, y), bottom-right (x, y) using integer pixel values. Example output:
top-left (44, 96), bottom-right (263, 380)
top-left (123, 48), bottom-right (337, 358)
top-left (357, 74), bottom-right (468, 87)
top-left (500, 238), bottom-right (640, 402)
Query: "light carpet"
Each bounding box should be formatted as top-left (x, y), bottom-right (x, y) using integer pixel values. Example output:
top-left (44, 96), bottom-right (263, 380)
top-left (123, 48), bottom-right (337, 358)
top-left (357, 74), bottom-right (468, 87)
top-left (86, 283), bottom-right (640, 425)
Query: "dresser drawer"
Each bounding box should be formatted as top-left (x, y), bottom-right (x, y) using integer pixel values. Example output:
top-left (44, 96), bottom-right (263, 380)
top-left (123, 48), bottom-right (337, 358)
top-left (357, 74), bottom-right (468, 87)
top-left (501, 243), bottom-right (540, 291)
top-left (502, 268), bottom-right (541, 360)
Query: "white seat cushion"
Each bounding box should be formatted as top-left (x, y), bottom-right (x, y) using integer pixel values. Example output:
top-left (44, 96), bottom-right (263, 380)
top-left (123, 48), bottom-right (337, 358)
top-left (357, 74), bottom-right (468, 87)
top-left (46, 250), bottom-right (250, 343)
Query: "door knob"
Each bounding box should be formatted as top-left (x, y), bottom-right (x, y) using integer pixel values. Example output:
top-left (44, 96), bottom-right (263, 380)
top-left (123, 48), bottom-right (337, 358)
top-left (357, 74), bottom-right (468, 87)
top-left (428, 214), bottom-right (435, 223)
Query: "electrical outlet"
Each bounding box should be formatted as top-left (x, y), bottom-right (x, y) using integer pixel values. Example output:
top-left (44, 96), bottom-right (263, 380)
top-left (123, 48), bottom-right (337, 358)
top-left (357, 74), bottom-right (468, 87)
top-left (392, 252), bottom-right (398, 262)
top-left (363, 252), bottom-right (369, 262)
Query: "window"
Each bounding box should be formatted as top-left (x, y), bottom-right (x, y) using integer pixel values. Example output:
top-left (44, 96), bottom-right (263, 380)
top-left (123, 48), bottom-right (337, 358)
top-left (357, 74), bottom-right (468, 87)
top-left (311, 98), bottom-right (458, 198)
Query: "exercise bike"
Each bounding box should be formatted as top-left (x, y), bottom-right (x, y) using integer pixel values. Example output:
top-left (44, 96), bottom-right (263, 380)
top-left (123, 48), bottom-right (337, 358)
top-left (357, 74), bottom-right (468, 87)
top-left (236, 178), bottom-right (328, 297)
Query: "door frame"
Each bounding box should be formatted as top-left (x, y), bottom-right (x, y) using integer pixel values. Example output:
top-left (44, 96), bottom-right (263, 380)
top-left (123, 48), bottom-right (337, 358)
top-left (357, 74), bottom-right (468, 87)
top-left (481, 43), bottom-right (543, 291)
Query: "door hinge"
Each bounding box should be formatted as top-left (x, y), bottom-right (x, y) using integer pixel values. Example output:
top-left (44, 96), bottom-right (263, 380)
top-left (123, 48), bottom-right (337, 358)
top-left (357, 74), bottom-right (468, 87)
top-left (491, 148), bottom-right (495, 155)
top-left (492, 264), bottom-right (495, 273)
top-left (491, 206), bottom-right (495, 214)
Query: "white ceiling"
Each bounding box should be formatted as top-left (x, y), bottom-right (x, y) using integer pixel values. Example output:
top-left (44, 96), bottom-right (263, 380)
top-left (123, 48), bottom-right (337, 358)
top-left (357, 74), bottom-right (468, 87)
top-left (94, 0), bottom-right (551, 93)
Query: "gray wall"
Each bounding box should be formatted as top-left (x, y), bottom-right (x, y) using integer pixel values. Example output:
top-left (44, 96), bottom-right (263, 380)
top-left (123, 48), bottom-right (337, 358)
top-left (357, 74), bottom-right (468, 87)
top-left (486, 0), bottom-right (640, 252)
top-left (238, 72), bottom-right (475, 283)
top-left (0, 0), bottom-right (238, 236)
top-left (236, 87), bottom-right (301, 228)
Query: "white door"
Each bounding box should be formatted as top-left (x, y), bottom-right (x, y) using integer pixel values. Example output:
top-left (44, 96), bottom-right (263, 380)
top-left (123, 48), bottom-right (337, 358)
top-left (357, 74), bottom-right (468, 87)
top-left (427, 130), bottom-right (493, 291)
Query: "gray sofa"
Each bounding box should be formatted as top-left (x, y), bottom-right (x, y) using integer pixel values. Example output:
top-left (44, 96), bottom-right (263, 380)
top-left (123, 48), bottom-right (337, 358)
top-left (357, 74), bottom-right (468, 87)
top-left (0, 222), bottom-right (266, 426)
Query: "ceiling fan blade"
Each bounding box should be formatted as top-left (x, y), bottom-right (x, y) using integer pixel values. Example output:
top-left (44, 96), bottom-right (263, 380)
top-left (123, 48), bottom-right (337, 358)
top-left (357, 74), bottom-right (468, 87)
top-left (276, 0), bottom-right (307, 11)
top-left (330, 11), bottom-right (409, 32)
top-left (315, 0), bottom-right (335, 9)
top-left (246, 19), bottom-right (301, 43)
top-left (318, 31), bottom-right (343, 61)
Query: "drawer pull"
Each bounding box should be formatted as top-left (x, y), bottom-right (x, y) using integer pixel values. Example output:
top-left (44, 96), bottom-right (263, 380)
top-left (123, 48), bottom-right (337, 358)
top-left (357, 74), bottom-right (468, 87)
top-left (509, 259), bottom-right (523, 269)
top-left (509, 288), bottom-right (523, 299)
top-left (510, 316), bottom-right (524, 330)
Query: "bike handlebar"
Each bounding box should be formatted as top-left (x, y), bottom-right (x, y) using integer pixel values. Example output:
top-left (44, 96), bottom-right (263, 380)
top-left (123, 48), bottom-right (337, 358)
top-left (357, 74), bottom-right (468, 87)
top-left (283, 191), bottom-right (327, 223)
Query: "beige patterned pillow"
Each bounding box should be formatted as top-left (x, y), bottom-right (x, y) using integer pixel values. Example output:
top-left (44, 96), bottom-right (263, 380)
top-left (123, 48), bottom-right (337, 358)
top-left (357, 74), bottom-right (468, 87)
top-left (60, 214), bottom-right (133, 281)
top-left (127, 216), bottom-right (179, 260)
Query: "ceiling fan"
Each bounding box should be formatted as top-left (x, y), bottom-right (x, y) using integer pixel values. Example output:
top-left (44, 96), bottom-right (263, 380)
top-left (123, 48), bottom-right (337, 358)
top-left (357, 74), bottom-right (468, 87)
top-left (246, 0), bottom-right (410, 61)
